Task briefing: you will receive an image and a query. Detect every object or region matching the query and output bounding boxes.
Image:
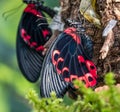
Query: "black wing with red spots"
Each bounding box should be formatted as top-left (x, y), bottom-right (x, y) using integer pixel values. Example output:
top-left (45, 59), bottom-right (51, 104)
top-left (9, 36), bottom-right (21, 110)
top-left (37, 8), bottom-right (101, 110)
top-left (16, 3), bottom-right (54, 82)
top-left (19, 4), bottom-right (52, 51)
top-left (40, 27), bottom-right (97, 97)
top-left (40, 42), bottom-right (69, 97)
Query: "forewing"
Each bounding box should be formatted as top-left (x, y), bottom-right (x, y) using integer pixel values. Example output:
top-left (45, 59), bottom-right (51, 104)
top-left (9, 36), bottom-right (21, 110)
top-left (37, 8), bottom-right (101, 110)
top-left (16, 4), bottom-right (52, 82)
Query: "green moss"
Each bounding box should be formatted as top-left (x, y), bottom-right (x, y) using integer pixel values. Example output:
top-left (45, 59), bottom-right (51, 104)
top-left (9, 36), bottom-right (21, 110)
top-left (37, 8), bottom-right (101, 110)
top-left (26, 73), bottom-right (120, 112)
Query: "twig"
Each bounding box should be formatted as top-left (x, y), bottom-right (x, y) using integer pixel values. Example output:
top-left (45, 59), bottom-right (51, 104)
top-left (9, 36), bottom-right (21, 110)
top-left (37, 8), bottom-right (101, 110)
top-left (99, 30), bottom-right (114, 59)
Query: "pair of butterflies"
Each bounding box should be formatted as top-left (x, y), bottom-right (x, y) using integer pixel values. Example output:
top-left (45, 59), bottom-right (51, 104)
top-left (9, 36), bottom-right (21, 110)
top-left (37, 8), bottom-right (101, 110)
top-left (16, 0), bottom-right (98, 98)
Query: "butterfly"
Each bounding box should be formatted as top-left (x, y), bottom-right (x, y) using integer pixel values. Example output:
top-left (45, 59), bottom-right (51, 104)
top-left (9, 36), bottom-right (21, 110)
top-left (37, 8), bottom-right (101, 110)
top-left (16, 0), bottom-right (56, 82)
top-left (40, 27), bottom-right (97, 98)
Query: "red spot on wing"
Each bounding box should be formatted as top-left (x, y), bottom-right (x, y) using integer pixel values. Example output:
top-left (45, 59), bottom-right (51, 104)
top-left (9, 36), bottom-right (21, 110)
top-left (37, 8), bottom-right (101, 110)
top-left (36, 45), bottom-right (44, 51)
top-left (52, 50), bottom-right (60, 65)
top-left (78, 74), bottom-right (95, 87)
top-left (78, 56), bottom-right (85, 63)
top-left (56, 57), bottom-right (64, 74)
top-left (42, 30), bottom-right (50, 38)
top-left (77, 55), bottom-right (97, 87)
top-left (51, 39), bottom-right (97, 88)
top-left (24, 4), bottom-right (42, 17)
top-left (65, 27), bottom-right (76, 32)
top-left (84, 73), bottom-right (97, 87)
top-left (30, 42), bottom-right (37, 47)
top-left (64, 27), bottom-right (80, 44)
top-left (86, 60), bottom-right (97, 78)
top-left (64, 78), bottom-right (70, 82)
top-left (70, 75), bottom-right (79, 82)
top-left (78, 75), bottom-right (86, 84)
top-left (62, 67), bottom-right (69, 74)
top-left (21, 28), bottom-right (43, 51)
top-left (21, 29), bottom-right (31, 42)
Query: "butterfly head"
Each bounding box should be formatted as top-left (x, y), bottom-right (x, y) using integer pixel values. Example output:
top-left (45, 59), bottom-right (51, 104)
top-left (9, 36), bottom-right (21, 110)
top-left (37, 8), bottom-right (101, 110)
top-left (66, 19), bottom-right (86, 33)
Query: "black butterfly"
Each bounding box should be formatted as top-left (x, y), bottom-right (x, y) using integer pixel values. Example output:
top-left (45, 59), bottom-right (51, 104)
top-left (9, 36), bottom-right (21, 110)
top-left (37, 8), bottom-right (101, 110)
top-left (16, 0), bottom-right (56, 82)
top-left (40, 27), bottom-right (97, 97)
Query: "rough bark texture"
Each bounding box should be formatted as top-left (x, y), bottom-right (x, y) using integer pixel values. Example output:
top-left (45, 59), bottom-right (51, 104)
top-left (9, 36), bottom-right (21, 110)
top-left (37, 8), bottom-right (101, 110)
top-left (95, 0), bottom-right (120, 86)
top-left (60, 0), bottom-right (120, 87)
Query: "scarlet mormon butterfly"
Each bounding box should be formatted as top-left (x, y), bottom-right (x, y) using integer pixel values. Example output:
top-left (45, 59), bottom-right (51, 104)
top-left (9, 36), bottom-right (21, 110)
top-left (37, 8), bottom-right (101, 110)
top-left (16, 0), bottom-right (56, 82)
top-left (40, 26), bottom-right (97, 97)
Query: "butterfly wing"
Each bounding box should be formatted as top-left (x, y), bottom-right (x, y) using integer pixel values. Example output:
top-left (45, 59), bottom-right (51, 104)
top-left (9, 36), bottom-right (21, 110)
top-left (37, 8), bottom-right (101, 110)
top-left (81, 34), bottom-right (94, 59)
top-left (40, 27), bottom-right (97, 97)
top-left (40, 41), bottom-right (69, 97)
top-left (16, 4), bottom-right (52, 82)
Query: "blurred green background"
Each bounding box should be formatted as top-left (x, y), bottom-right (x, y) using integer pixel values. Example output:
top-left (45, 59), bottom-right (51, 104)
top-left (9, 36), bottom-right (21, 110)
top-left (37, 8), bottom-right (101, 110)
top-left (0, 0), bottom-right (59, 112)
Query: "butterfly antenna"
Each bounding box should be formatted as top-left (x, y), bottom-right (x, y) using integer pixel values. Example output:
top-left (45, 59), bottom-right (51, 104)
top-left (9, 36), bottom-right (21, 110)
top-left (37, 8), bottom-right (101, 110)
top-left (2, 3), bottom-right (23, 20)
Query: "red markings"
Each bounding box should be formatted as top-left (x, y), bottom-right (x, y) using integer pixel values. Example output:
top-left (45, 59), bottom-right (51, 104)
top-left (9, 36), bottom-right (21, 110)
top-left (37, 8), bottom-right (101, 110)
top-left (30, 42), bottom-right (37, 47)
top-left (52, 50), bottom-right (97, 88)
top-left (86, 60), bottom-right (97, 78)
top-left (69, 73), bottom-right (96, 88)
top-left (62, 67), bottom-right (70, 82)
top-left (78, 55), bottom-right (85, 63)
top-left (64, 27), bottom-right (80, 44)
top-left (21, 29), bottom-right (31, 42)
top-left (52, 50), bottom-right (64, 74)
top-left (64, 78), bottom-right (70, 82)
top-left (62, 67), bottom-right (69, 75)
top-left (83, 73), bottom-right (97, 87)
top-left (20, 28), bottom-right (44, 51)
top-left (56, 57), bottom-right (64, 74)
top-left (52, 50), bottom-right (60, 65)
top-left (42, 29), bottom-right (50, 38)
top-left (70, 75), bottom-right (79, 82)
top-left (77, 55), bottom-right (97, 87)
top-left (24, 4), bottom-right (42, 17)
top-left (36, 45), bottom-right (44, 51)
